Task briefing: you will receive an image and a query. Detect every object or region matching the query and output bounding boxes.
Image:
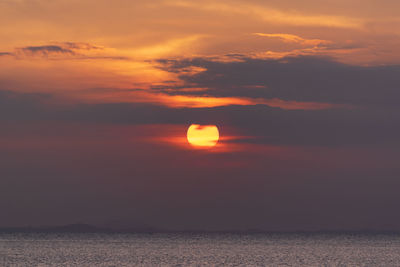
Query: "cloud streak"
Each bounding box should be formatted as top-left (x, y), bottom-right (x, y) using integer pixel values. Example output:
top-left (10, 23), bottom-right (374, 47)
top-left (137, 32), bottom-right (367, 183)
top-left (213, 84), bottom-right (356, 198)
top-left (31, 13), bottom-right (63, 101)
top-left (18, 45), bottom-right (76, 56)
top-left (9, 42), bottom-right (128, 60)
top-left (77, 88), bottom-right (344, 110)
top-left (0, 52), bottom-right (13, 56)
top-left (253, 33), bottom-right (331, 46)
top-left (1, 88), bottom-right (399, 148)
top-left (164, 0), bottom-right (364, 29)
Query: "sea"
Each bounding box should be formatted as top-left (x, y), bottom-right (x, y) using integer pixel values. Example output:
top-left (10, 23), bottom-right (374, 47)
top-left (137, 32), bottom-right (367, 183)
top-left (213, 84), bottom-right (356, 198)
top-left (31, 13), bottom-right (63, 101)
top-left (1, 232), bottom-right (400, 266)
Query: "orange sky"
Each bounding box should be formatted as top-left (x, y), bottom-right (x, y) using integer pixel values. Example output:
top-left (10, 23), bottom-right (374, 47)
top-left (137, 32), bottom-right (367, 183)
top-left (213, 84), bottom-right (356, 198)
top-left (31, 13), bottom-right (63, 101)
top-left (1, 0), bottom-right (400, 110)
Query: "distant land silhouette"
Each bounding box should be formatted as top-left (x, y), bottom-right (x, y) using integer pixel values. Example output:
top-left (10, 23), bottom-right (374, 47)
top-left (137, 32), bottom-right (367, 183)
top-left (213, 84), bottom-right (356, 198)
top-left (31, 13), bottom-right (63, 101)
top-left (1, 224), bottom-right (400, 235)
top-left (0, 224), bottom-right (159, 233)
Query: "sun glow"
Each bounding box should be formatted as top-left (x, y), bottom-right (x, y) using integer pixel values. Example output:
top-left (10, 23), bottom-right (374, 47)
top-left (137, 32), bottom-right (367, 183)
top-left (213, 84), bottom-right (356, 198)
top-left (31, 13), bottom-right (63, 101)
top-left (187, 124), bottom-right (219, 147)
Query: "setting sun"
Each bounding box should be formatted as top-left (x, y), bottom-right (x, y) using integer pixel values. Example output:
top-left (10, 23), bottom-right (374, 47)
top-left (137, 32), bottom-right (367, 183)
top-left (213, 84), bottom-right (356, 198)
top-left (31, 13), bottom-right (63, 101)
top-left (187, 124), bottom-right (219, 147)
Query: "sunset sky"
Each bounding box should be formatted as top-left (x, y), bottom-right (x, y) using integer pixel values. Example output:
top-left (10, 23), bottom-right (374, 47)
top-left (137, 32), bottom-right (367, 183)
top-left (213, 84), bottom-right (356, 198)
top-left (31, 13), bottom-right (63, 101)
top-left (2, 0), bottom-right (400, 231)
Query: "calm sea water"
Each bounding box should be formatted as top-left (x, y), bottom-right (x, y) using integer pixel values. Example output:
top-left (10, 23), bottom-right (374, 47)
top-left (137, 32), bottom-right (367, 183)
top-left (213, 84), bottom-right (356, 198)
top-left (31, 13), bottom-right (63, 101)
top-left (1, 233), bottom-right (400, 266)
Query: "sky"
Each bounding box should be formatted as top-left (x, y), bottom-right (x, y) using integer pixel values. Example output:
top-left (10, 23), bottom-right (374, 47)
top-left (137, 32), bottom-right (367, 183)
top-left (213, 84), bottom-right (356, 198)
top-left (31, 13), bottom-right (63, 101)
top-left (1, 0), bottom-right (400, 231)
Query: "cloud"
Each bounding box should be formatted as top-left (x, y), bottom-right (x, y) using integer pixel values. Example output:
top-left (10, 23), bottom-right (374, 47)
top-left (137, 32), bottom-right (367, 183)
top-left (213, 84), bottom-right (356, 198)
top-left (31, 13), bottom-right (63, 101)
top-left (133, 35), bottom-right (205, 58)
top-left (156, 56), bottom-right (400, 107)
top-left (0, 90), bottom-right (53, 121)
top-left (164, 0), bottom-right (364, 29)
top-left (1, 88), bottom-right (399, 148)
top-left (77, 87), bottom-right (343, 110)
top-left (0, 42), bottom-right (133, 62)
top-left (253, 33), bottom-right (331, 46)
top-left (0, 52), bottom-right (13, 56)
top-left (61, 42), bottom-right (103, 50)
top-left (11, 42), bottom-right (128, 60)
top-left (17, 45), bottom-right (76, 56)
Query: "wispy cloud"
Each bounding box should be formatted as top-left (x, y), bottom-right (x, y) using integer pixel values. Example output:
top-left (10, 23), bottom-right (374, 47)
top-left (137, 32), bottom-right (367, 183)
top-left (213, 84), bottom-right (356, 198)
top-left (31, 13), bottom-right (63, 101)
top-left (14, 42), bottom-right (102, 58)
top-left (17, 45), bottom-right (76, 56)
top-left (7, 42), bottom-right (130, 61)
top-left (0, 52), bottom-right (13, 56)
top-left (133, 35), bottom-right (205, 58)
top-left (5, 37), bottom-right (201, 61)
top-left (253, 33), bottom-right (331, 46)
top-left (164, 0), bottom-right (364, 29)
top-left (75, 87), bottom-right (346, 110)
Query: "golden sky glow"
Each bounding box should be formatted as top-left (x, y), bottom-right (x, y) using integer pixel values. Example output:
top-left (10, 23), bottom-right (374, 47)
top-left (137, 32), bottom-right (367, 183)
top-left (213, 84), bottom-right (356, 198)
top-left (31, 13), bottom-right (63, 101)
top-left (1, 0), bottom-right (400, 110)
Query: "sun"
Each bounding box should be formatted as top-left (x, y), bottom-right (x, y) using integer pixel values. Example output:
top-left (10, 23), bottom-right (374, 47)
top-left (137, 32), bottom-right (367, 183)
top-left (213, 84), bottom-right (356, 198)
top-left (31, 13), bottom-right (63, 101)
top-left (187, 124), bottom-right (219, 147)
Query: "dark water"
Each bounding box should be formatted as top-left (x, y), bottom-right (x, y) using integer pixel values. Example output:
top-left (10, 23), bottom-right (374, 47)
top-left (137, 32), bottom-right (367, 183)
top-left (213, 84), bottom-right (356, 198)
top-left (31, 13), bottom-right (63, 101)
top-left (1, 233), bottom-right (400, 266)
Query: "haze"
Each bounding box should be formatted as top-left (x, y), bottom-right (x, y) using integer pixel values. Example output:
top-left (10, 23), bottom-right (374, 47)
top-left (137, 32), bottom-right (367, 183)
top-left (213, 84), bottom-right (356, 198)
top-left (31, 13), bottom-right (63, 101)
top-left (1, 0), bottom-right (400, 231)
